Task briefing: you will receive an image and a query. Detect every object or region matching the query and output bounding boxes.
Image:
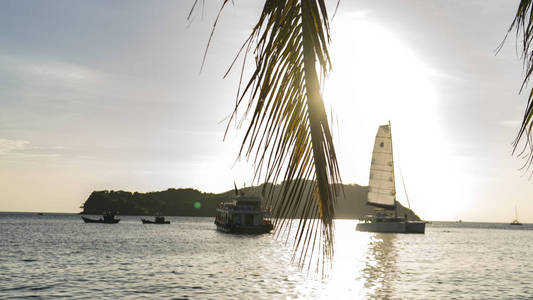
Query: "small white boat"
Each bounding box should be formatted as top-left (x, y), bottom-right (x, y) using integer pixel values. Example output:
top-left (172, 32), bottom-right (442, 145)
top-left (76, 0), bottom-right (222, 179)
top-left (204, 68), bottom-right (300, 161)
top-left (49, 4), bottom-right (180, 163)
top-left (510, 205), bottom-right (523, 226)
top-left (215, 193), bottom-right (273, 234)
top-left (355, 122), bottom-right (425, 234)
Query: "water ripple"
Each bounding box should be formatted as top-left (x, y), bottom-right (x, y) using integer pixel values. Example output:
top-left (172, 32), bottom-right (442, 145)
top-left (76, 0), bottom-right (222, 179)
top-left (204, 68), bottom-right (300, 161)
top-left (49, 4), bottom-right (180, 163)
top-left (1, 215), bottom-right (533, 299)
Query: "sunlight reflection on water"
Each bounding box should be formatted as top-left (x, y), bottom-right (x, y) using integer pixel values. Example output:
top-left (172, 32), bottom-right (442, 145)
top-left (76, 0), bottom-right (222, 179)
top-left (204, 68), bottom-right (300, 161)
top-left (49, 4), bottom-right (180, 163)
top-left (309, 220), bottom-right (399, 299)
top-left (2, 214), bottom-right (533, 299)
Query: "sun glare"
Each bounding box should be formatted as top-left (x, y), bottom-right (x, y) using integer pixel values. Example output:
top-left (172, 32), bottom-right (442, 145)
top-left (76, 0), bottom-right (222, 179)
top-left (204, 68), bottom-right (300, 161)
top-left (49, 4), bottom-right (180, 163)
top-left (324, 13), bottom-right (463, 220)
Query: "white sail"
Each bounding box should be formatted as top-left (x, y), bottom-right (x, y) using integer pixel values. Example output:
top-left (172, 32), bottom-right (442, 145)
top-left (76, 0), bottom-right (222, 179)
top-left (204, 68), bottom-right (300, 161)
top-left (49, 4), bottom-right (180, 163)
top-left (367, 124), bottom-right (396, 208)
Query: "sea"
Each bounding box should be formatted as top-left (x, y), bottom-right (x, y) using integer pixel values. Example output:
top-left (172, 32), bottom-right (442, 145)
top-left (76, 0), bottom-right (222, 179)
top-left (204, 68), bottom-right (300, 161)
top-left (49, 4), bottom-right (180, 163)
top-left (1, 213), bottom-right (533, 299)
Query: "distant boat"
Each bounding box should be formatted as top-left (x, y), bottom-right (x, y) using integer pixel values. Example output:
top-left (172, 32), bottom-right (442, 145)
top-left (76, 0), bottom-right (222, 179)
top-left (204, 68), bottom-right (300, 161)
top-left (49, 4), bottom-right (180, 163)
top-left (510, 205), bottom-right (523, 226)
top-left (37, 213), bottom-right (44, 216)
top-left (142, 216), bottom-right (170, 224)
top-left (355, 122), bottom-right (425, 234)
top-left (82, 212), bottom-right (120, 224)
top-left (215, 188), bottom-right (273, 234)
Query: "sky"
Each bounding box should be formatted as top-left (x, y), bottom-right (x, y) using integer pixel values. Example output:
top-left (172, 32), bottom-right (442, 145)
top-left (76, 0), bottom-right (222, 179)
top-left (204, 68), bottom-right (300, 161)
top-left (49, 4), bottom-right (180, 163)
top-left (0, 0), bottom-right (531, 222)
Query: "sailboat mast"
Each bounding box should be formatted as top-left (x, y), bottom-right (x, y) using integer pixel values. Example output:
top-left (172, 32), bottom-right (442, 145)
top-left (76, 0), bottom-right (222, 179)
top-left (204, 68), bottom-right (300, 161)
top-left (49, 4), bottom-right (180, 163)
top-left (389, 120), bottom-right (398, 218)
top-left (399, 166), bottom-right (411, 210)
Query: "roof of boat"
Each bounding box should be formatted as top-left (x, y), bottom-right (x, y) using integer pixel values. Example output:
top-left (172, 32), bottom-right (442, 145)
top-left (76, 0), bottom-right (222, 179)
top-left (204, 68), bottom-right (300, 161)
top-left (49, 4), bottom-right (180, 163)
top-left (233, 195), bottom-right (262, 201)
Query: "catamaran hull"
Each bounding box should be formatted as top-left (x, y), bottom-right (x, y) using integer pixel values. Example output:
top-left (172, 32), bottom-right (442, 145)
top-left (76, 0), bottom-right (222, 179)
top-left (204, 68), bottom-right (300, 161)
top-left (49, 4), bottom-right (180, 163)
top-left (215, 221), bottom-right (273, 234)
top-left (356, 221), bottom-right (425, 234)
top-left (406, 222), bottom-right (425, 233)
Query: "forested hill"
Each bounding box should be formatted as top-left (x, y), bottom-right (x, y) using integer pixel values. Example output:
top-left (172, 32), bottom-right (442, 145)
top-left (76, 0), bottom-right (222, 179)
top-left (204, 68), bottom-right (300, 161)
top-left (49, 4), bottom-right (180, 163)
top-left (80, 183), bottom-right (421, 220)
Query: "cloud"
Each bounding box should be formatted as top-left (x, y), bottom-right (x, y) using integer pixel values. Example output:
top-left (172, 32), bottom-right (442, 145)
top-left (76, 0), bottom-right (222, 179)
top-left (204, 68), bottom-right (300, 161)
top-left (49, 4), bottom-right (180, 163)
top-left (0, 54), bottom-right (98, 84)
top-left (498, 119), bottom-right (522, 128)
top-left (0, 139), bottom-right (63, 158)
top-left (0, 138), bottom-right (30, 154)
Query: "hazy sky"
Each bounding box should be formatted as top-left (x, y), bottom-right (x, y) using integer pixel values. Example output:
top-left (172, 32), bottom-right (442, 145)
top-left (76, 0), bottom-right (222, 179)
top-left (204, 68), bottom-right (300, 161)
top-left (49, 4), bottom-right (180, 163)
top-left (1, 0), bottom-right (531, 222)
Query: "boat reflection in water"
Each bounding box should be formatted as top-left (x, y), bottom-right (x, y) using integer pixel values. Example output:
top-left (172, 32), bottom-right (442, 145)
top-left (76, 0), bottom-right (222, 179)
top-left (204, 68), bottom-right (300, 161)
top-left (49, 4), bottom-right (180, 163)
top-left (302, 220), bottom-right (401, 299)
top-left (362, 234), bottom-right (398, 299)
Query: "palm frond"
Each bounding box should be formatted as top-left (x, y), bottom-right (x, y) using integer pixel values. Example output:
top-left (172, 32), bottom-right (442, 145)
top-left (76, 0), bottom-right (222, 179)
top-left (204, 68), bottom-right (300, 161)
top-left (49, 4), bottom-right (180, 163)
top-left (191, 0), bottom-right (342, 270)
top-left (506, 0), bottom-right (533, 173)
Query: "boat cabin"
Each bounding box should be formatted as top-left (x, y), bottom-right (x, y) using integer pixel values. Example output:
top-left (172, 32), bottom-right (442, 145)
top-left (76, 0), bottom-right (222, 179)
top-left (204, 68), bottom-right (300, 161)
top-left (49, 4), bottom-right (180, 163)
top-left (102, 212), bottom-right (117, 222)
top-left (216, 196), bottom-right (269, 226)
top-left (359, 213), bottom-right (406, 223)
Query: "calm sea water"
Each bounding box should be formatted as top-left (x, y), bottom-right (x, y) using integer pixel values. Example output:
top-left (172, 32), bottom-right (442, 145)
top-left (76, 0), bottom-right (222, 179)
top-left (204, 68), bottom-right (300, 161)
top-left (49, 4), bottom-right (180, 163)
top-left (1, 213), bottom-right (533, 299)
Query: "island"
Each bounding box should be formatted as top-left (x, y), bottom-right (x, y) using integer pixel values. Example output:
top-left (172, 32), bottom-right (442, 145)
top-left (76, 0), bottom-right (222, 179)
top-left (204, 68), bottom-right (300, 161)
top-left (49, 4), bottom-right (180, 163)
top-left (80, 182), bottom-right (421, 220)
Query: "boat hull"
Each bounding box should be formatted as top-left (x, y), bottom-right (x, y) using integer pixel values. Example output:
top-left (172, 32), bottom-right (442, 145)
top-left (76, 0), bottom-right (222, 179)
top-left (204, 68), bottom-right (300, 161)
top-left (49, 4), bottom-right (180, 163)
top-left (141, 219), bottom-right (170, 224)
top-left (406, 222), bottom-right (426, 233)
top-left (356, 221), bottom-right (425, 234)
top-left (215, 220), bottom-right (273, 234)
top-left (81, 216), bottom-right (120, 224)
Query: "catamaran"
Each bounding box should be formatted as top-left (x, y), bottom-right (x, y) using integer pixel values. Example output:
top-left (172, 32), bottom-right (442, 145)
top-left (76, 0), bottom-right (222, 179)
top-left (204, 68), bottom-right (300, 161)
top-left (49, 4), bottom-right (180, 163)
top-left (356, 122), bottom-right (425, 234)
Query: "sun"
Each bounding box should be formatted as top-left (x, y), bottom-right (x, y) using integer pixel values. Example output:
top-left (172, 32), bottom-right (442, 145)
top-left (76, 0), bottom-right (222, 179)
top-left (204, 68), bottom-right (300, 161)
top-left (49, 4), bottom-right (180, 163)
top-left (323, 12), bottom-right (461, 220)
top-left (324, 12), bottom-right (437, 129)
